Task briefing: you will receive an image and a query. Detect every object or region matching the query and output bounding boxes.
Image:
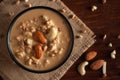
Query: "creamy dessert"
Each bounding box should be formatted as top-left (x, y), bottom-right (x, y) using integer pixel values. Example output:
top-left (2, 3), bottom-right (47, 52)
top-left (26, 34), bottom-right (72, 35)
top-left (9, 8), bottom-right (73, 71)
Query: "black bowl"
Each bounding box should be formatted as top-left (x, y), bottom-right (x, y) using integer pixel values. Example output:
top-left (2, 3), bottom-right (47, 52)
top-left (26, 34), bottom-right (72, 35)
top-left (7, 6), bottom-right (74, 73)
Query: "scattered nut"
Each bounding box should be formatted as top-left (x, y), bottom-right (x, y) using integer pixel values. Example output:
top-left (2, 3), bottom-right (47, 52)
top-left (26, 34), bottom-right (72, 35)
top-left (90, 59), bottom-right (105, 70)
top-left (85, 51), bottom-right (97, 61)
top-left (118, 34), bottom-right (120, 39)
top-left (91, 5), bottom-right (97, 12)
top-left (108, 42), bottom-right (113, 47)
top-left (102, 0), bottom-right (106, 4)
top-left (103, 34), bottom-right (107, 40)
top-left (78, 61), bottom-right (89, 76)
top-left (102, 61), bottom-right (107, 77)
top-left (111, 50), bottom-right (116, 59)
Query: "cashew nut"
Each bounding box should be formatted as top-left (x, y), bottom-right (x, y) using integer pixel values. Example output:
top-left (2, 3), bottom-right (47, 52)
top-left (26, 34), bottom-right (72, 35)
top-left (111, 50), bottom-right (116, 59)
top-left (103, 34), bottom-right (107, 40)
top-left (46, 26), bottom-right (58, 41)
top-left (91, 5), bottom-right (97, 12)
top-left (78, 61), bottom-right (89, 76)
top-left (102, 61), bottom-right (107, 77)
top-left (108, 42), bottom-right (112, 47)
top-left (118, 34), bottom-right (120, 39)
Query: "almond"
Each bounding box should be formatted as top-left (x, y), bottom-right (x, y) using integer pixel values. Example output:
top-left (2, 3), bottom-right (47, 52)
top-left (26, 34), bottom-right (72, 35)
top-left (34, 44), bottom-right (43, 59)
top-left (85, 51), bottom-right (97, 61)
top-left (90, 59), bottom-right (105, 70)
top-left (33, 31), bottom-right (47, 44)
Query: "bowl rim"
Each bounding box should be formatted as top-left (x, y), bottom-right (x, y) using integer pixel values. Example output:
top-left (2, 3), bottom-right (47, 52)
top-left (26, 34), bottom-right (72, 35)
top-left (6, 6), bottom-right (74, 73)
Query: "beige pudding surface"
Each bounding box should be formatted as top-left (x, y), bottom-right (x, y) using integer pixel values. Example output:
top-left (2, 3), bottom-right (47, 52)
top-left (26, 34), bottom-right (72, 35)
top-left (10, 8), bottom-right (72, 71)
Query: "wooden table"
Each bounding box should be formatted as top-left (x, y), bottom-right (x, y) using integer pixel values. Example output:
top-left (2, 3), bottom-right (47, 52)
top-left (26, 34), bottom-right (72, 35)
top-left (61, 0), bottom-right (120, 80)
top-left (0, 0), bottom-right (120, 80)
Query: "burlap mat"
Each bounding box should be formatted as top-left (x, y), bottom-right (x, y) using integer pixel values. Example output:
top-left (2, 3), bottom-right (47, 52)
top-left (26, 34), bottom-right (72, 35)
top-left (0, 0), bottom-right (95, 80)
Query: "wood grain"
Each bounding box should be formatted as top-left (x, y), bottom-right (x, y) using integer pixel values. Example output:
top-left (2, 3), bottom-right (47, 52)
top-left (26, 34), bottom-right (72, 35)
top-left (61, 0), bottom-right (120, 80)
top-left (0, 0), bottom-right (120, 80)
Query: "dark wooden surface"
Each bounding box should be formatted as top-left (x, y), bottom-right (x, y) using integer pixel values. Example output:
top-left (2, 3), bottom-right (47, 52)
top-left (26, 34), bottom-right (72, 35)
top-left (61, 0), bottom-right (120, 80)
top-left (0, 0), bottom-right (120, 80)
